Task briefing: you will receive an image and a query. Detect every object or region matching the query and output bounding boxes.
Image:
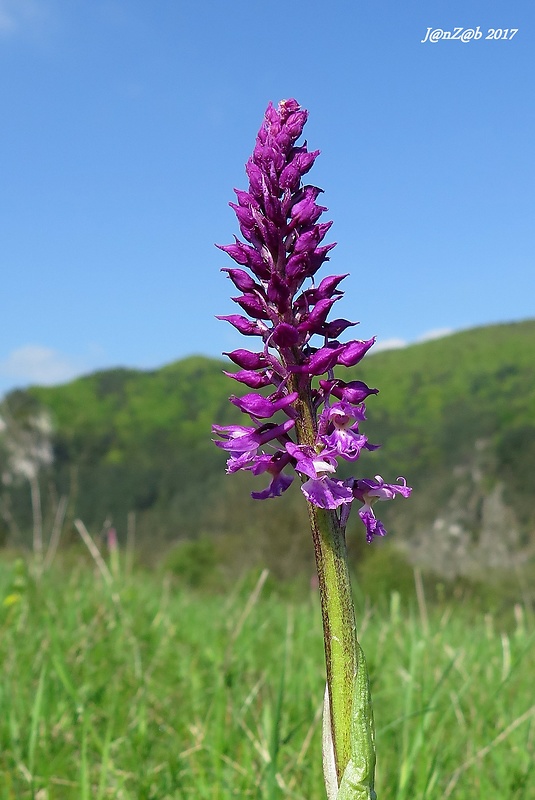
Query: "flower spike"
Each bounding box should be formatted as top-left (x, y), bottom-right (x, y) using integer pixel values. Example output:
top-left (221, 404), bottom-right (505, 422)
top-left (213, 99), bottom-right (411, 540)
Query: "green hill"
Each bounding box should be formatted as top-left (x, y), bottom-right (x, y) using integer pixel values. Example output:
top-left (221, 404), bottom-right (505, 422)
top-left (1, 319), bottom-right (534, 579)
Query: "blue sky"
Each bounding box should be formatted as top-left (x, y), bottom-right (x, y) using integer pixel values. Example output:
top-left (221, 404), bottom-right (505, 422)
top-left (1, 0), bottom-right (533, 396)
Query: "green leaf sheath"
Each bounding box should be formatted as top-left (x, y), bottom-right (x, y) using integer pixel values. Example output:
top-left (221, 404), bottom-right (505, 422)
top-left (337, 643), bottom-right (377, 800)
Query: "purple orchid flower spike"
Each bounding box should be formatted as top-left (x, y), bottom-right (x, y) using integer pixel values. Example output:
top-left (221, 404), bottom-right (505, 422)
top-left (212, 98), bottom-right (411, 540)
top-left (212, 99), bottom-right (412, 797)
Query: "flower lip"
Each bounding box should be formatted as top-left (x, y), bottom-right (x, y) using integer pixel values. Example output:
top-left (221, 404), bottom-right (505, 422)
top-left (301, 475), bottom-right (354, 509)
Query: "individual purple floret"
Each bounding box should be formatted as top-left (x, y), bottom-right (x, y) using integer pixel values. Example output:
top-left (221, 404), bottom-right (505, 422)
top-left (213, 99), bottom-right (411, 539)
top-left (344, 475), bottom-right (412, 542)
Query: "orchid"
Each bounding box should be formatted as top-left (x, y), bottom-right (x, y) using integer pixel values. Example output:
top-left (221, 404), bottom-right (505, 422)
top-left (213, 99), bottom-right (412, 799)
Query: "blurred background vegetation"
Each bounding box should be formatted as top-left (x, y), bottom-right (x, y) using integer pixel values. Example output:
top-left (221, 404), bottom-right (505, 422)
top-left (1, 318), bottom-right (534, 599)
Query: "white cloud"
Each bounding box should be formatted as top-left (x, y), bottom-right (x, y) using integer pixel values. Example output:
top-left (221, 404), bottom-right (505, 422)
top-left (0, 345), bottom-right (82, 387)
top-left (0, 0), bottom-right (47, 36)
top-left (369, 327), bottom-right (454, 355)
top-left (372, 337), bottom-right (407, 353)
top-left (416, 327), bottom-right (454, 343)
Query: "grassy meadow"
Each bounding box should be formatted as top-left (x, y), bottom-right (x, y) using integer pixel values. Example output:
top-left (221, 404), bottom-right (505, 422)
top-left (0, 550), bottom-right (534, 800)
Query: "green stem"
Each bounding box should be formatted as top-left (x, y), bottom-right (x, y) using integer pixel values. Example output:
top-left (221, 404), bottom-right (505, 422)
top-left (308, 503), bottom-right (357, 782)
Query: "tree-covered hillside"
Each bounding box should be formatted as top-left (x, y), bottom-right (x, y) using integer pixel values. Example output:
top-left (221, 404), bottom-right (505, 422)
top-left (1, 319), bottom-right (534, 578)
top-left (352, 319), bottom-right (535, 576)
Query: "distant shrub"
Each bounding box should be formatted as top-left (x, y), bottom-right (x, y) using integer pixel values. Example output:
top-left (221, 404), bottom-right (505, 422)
top-left (163, 538), bottom-right (221, 589)
top-left (352, 542), bottom-right (416, 604)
